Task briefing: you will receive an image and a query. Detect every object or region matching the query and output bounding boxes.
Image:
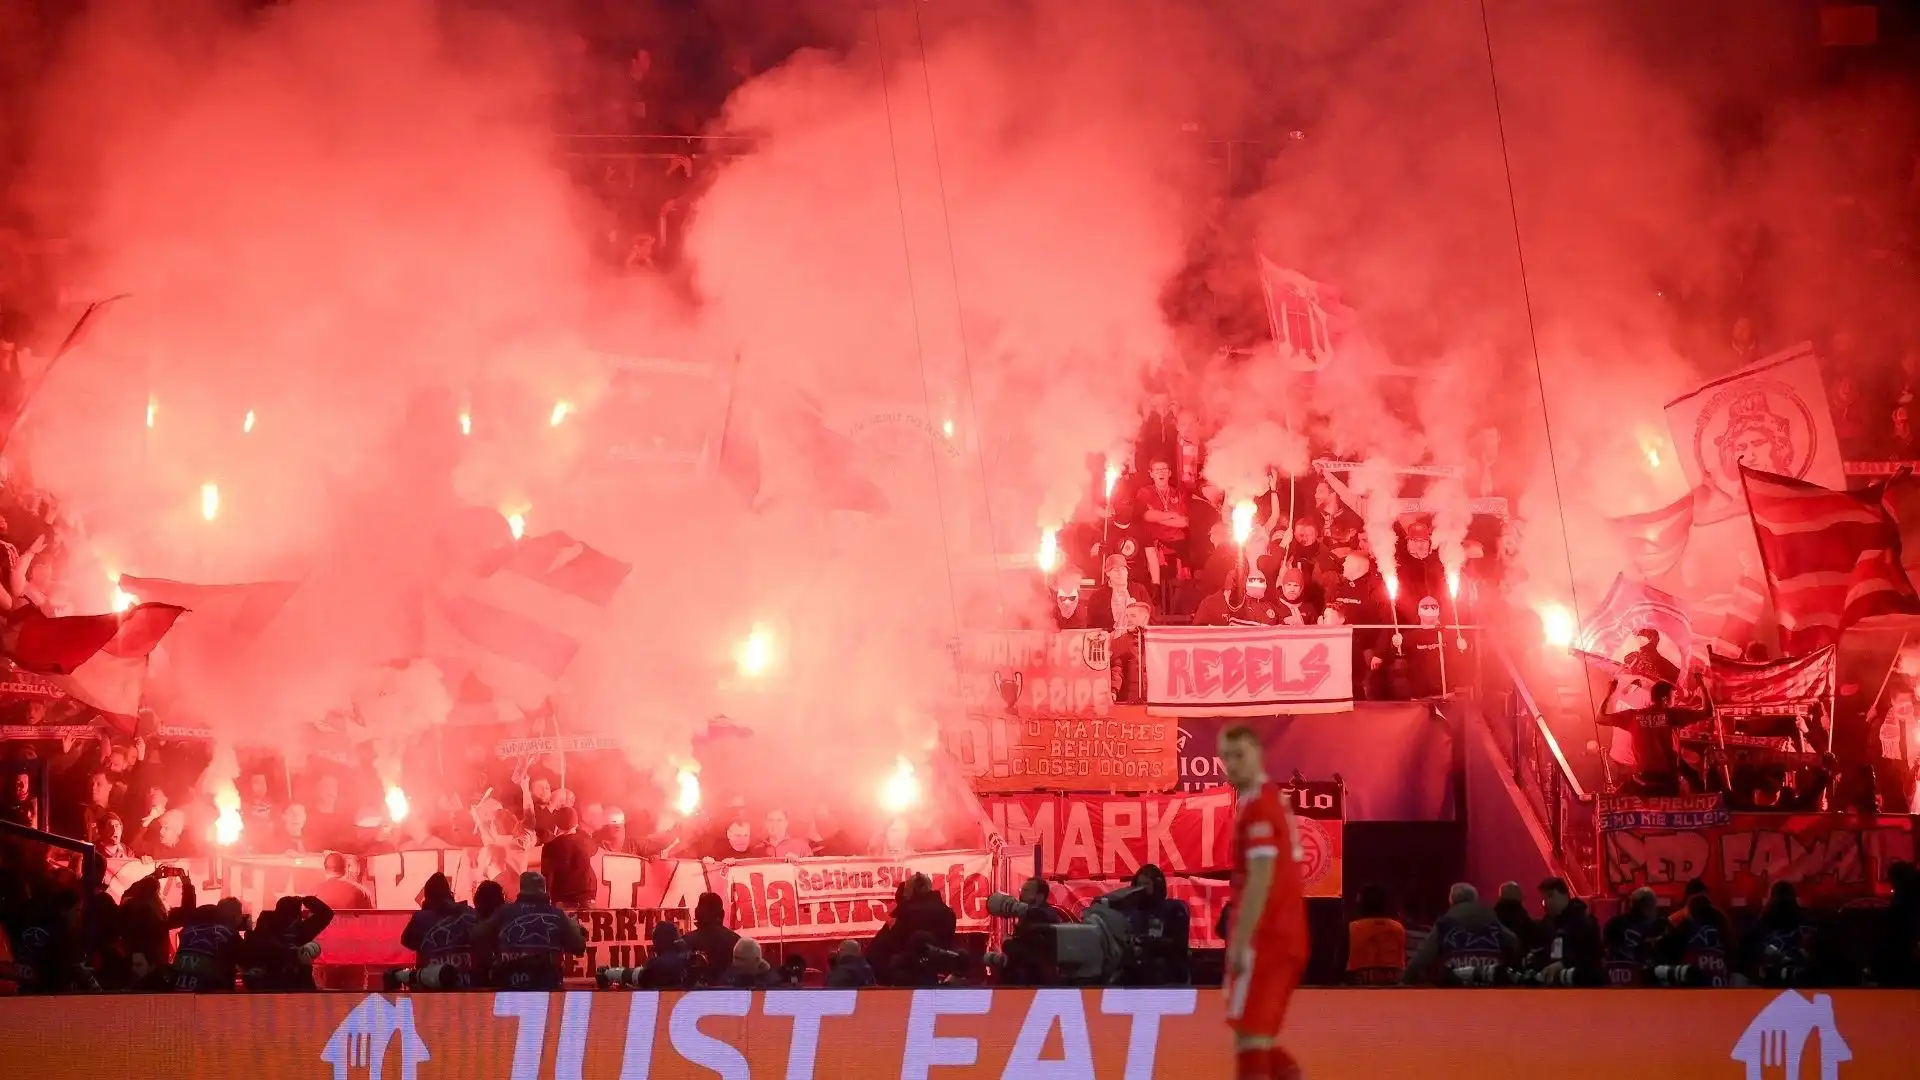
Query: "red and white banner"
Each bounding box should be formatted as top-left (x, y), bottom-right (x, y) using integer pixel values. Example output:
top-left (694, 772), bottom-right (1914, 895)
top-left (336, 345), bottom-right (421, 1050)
top-left (1665, 341), bottom-right (1844, 526)
top-left (718, 850), bottom-right (1000, 942)
top-left (1141, 624), bottom-right (1353, 715)
top-left (986, 786), bottom-right (1238, 877)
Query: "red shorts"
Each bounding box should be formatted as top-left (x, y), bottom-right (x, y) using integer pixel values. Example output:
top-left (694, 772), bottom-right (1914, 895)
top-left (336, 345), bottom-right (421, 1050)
top-left (1224, 944), bottom-right (1305, 1039)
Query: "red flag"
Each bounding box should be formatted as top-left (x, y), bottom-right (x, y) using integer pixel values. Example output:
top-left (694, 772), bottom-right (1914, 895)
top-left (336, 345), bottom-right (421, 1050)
top-left (4, 604), bottom-right (180, 674)
top-left (1608, 493), bottom-right (1694, 578)
top-left (115, 576), bottom-right (297, 640)
top-left (1740, 465), bottom-right (1920, 652)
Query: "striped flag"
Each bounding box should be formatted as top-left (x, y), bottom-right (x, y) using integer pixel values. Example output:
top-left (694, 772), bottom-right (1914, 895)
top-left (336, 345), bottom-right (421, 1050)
top-left (2, 604), bottom-right (187, 718)
top-left (1740, 465), bottom-right (1920, 652)
top-left (427, 531), bottom-right (631, 710)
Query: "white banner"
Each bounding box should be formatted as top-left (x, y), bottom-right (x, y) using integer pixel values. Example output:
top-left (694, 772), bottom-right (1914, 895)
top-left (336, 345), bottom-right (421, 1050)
top-left (716, 850), bottom-right (998, 942)
top-left (493, 734), bottom-right (624, 759)
top-left (1665, 341), bottom-right (1843, 526)
top-left (1141, 624), bottom-right (1354, 716)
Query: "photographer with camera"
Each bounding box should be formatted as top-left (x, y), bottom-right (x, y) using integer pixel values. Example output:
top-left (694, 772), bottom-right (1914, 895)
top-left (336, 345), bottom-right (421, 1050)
top-left (826, 938), bottom-right (876, 988)
top-left (475, 871), bottom-right (586, 991)
top-left (1740, 882), bottom-right (1816, 988)
top-left (171, 897), bottom-right (248, 992)
top-left (989, 877), bottom-right (1064, 985)
top-left (1525, 877), bottom-right (1602, 987)
top-left (1119, 864), bottom-right (1191, 985)
top-left (597, 921), bottom-right (697, 990)
top-left (868, 872), bottom-right (960, 986)
top-left (11, 887), bottom-right (96, 993)
top-left (242, 893), bottom-right (334, 991)
top-left (681, 892), bottom-right (740, 986)
top-left (1655, 885), bottom-right (1732, 986)
top-left (1404, 883), bottom-right (1519, 986)
top-left (391, 872), bottom-right (478, 991)
top-left (1601, 887), bottom-right (1663, 986)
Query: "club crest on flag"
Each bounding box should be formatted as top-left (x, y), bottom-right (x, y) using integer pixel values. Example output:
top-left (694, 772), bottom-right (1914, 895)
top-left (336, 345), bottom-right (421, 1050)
top-left (1572, 574), bottom-right (1695, 673)
top-left (1666, 342), bottom-right (1843, 525)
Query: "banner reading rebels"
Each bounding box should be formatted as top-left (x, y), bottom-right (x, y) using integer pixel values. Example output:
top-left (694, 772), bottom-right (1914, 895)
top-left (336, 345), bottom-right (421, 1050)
top-left (1142, 625), bottom-right (1353, 715)
top-left (948, 628), bottom-right (1178, 791)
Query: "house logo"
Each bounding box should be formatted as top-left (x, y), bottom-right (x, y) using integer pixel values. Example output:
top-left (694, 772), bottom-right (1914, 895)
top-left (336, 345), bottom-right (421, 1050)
top-left (321, 994), bottom-right (432, 1080)
top-left (1730, 990), bottom-right (1852, 1080)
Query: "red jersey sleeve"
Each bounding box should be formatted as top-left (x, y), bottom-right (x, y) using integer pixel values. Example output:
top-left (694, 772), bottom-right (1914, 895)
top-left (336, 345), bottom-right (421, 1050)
top-left (1233, 785), bottom-right (1310, 956)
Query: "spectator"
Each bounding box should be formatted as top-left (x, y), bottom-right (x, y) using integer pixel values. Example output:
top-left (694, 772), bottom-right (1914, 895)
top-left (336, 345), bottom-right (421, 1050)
top-left (134, 810), bottom-right (190, 860)
top-left (1531, 877), bottom-right (1602, 986)
top-left (1088, 555), bottom-right (1153, 631)
top-left (682, 892), bottom-right (740, 984)
top-left (306, 775), bottom-right (353, 853)
top-left (1404, 883), bottom-right (1518, 985)
top-left (1135, 458), bottom-right (1189, 590)
top-left (311, 853), bottom-right (373, 911)
top-left (1193, 569), bottom-right (1278, 626)
top-left (1122, 864), bottom-right (1190, 985)
top-left (125, 786), bottom-right (167, 849)
top-left (1344, 883), bottom-right (1407, 984)
top-left (1048, 572), bottom-right (1092, 630)
top-left (719, 936), bottom-right (779, 988)
top-left (757, 808), bottom-right (812, 859)
top-left (1492, 881), bottom-right (1539, 955)
top-left (1273, 566), bottom-right (1319, 626)
top-left (1328, 553), bottom-right (1389, 696)
top-left (540, 806), bottom-right (600, 907)
top-left (1309, 479), bottom-right (1363, 553)
top-left (119, 869), bottom-right (192, 970)
top-left (240, 772), bottom-right (278, 847)
top-left (1887, 403), bottom-right (1920, 460)
top-left (1282, 518), bottom-right (1336, 601)
top-left (826, 938), bottom-right (876, 988)
top-left (868, 816), bottom-right (914, 858)
top-left (91, 813), bottom-right (128, 859)
top-left (1, 768), bottom-right (33, 826)
top-left (703, 817), bottom-right (755, 862)
top-left (280, 803), bottom-right (311, 854)
top-left (61, 770), bottom-right (114, 842)
top-left (596, 807), bottom-right (647, 856)
top-left (171, 897), bottom-right (247, 992)
top-left (1133, 397), bottom-right (1180, 480)
top-left (524, 772), bottom-right (561, 842)
top-left (1597, 679), bottom-right (1712, 796)
top-left (1727, 314), bottom-right (1760, 367)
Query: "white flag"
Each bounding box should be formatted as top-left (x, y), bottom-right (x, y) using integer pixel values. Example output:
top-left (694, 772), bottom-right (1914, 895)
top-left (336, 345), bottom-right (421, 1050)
top-left (1663, 341), bottom-right (1843, 525)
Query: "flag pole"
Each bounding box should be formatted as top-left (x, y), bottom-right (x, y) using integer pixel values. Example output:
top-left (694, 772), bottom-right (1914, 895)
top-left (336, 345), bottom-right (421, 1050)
top-left (0, 294), bottom-right (129, 459)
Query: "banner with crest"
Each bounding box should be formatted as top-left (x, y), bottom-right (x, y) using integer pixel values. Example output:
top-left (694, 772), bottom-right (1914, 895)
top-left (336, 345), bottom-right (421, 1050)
top-left (1664, 341), bottom-right (1844, 527)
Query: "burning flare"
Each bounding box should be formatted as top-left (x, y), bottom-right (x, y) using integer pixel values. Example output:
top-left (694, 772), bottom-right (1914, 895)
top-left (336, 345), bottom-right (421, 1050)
top-left (504, 510), bottom-right (526, 541)
top-left (1231, 499), bottom-right (1257, 547)
top-left (878, 756), bottom-right (921, 814)
top-left (242, 409), bottom-right (256, 434)
top-left (1638, 429), bottom-right (1664, 472)
top-left (1445, 567), bottom-right (1461, 600)
top-left (200, 482), bottom-right (220, 521)
top-left (384, 786), bottom-right (409, 824)
top-left (1104, 461), bottom-right (1121, 501)
top-left (674, 767), bottom-right (701, 816)
top-left (1037, 528), bottom-right (1060, 574)
top-left (941, 418), bottom-right (955, 439)
top-left (145, 399), bottom-right (156, 429)
top-left (1539, 602), bottom-right (1577, 651)
top-left (212, 786), bottom-right (243, 847)
top-left (459, 410), bottom-right (472, 436)
top-left (736, 623), bottom-right (776, 678)
top-left (1384, 573), bottom-right (1400, 601)
top-left (549, 400), bottom-right (572, 427)
top-left (110, 577), bottom-right (135, 614)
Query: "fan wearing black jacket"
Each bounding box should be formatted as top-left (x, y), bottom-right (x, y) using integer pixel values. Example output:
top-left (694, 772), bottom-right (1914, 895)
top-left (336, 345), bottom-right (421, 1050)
top-left (400, 873), bottom-right (478, 988)
top-left (1529, 877), bottom-right (1602, 986)
top-left (242, 894), bottom-right (334, 990)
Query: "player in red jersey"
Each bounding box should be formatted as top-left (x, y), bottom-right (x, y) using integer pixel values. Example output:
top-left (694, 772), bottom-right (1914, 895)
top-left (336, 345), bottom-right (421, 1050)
top-left (1219, 724), bottom-right (1310, 1080)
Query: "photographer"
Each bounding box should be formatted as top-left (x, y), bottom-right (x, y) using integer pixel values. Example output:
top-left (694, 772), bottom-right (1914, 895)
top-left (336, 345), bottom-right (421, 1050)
top-left (1656, 888), bottom-right (1733, 986)
top-left (826, 938), bottom-right (876, 988)
top-left (718, 937), bottom-right (782, 988)
top-left (119, 866), bottom-right (194, 974)
top-left (1601, 887), bottom-right (1663, 986)
top-left (681, 892), bottom-right (740, 986)
top-left (994, 878), bottom-right (1065, 986)
top-left (171, 897), bottom-right (248, 992)
top-left (1528, 877), bottom-right (1602, 987)
top-left (868, 872), bottom-right (959, 986)
top-left (242, 893), bottom-right (334, 990)
top-left (396, 872), bottom-right (477, 990)
top-left (1404, 883), bottom-right (1518, 986)
top-left (475, 871), bottom-right (585, 991)
top-left (1119, 864), bottom-right (1190, 986)
top-left (12, 888), bottom-right (94, 993)
top-left (1740, 882), bottom-right (1815, 988)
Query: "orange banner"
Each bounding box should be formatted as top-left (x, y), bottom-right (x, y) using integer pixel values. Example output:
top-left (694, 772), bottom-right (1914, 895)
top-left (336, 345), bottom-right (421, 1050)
top-left (6, 988), bottom-right (1915, 1079)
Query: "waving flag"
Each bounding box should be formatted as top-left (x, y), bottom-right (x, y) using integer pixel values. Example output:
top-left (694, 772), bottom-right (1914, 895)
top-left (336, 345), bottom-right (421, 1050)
top-left (1, 604), bottom-right (186, 717)
top-left (1572, 575), bottom-right (1696, 673)
top-left (427, 531), bottom-right (631, 709)
top-left (1257, 255), bottom-right (1353, 372)
top-left (116, 577), bottom-right (298, 640)
top-left (1609, 492), bottom-right (1694, 578)
top-left (1740, 465), bottom-right (1920, 652)
top-left (1607, 493), bottom-right (1766, 657)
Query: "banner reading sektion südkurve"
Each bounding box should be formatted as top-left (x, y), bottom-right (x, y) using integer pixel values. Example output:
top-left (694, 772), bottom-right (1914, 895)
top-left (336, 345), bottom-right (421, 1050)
top-left (1143, 624), bottom-right (1353, 715)
top-left (7, 988), bottom-right (1918, 1079)
top-left (717, 849), bottom-right (998, 942)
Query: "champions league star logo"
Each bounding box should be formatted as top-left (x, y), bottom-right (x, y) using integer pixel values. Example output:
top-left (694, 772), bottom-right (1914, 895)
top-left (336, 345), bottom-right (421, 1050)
top-left (1692, 382), bottom-right (1817, 522)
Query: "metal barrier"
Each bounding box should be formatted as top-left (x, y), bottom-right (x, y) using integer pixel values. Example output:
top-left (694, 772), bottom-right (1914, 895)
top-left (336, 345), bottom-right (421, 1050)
top-left (1487, 645), bottom-right (1597, 894)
